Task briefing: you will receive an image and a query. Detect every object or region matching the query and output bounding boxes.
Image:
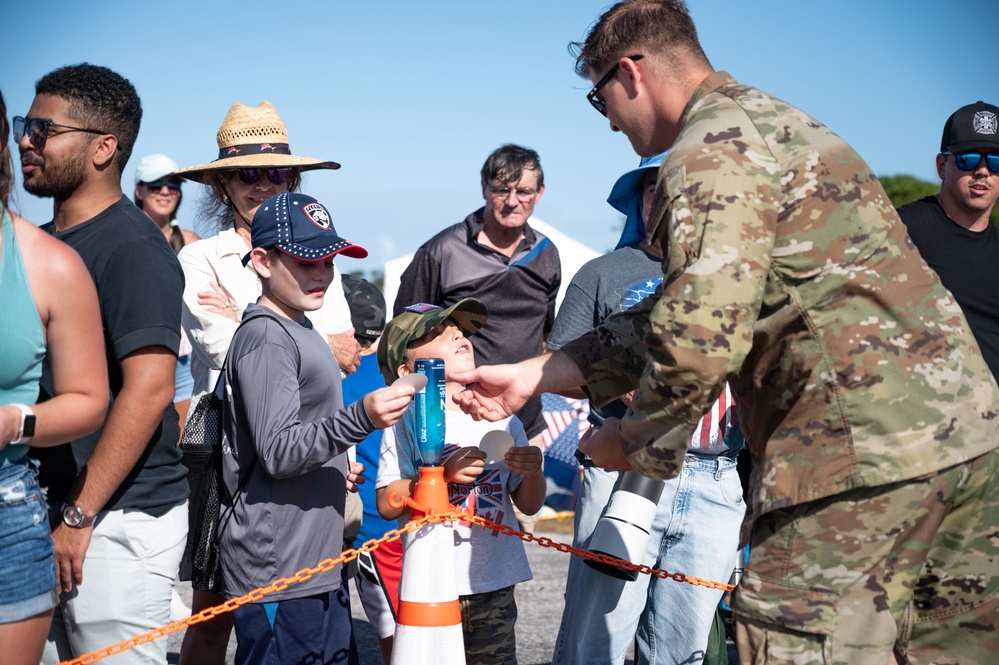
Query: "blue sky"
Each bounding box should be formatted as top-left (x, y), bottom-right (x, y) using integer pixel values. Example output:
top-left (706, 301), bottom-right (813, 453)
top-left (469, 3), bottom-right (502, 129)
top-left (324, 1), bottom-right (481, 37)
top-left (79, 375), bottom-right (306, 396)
top-left (3, 0), bottom-right (997, 276)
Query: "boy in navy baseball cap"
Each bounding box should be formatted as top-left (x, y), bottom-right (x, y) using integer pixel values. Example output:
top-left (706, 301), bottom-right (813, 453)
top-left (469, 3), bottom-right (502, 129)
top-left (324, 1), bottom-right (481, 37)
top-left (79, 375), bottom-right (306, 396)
top-left (244, 191), bottom-right (367, 322)
top-left (244, 191), bottom-right (367, 265)
top-left (221, 191), bottom-right (413, 659)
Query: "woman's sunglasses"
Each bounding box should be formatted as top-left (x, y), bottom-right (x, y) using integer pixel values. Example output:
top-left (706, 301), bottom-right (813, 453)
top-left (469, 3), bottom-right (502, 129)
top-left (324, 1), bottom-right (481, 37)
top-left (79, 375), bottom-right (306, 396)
top-left (235, 168), bottom-right (291, 186)
top-left (143, 179), bottom-right (182, 192)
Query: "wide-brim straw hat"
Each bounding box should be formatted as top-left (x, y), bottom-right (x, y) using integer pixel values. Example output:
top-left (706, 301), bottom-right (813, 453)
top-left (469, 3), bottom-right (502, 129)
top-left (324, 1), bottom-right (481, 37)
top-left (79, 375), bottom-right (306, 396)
top-left (174, 101), bottom-right (340, 182)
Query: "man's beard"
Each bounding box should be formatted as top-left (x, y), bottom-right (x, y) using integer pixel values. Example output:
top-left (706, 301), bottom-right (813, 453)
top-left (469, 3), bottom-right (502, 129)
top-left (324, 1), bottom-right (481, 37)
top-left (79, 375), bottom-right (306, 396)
top-left (22, 150), bottom-right (89, 200)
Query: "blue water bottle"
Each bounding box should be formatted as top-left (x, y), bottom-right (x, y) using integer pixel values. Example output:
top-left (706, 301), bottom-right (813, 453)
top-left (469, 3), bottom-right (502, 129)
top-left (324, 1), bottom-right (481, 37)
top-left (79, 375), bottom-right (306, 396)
top-left (414, 358), bottom-right (446, 465)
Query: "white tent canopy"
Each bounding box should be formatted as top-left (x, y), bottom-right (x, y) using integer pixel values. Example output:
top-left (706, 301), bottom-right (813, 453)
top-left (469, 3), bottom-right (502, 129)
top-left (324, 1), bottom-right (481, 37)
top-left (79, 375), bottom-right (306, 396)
top-left (382, 216), bottom-right (601, 316)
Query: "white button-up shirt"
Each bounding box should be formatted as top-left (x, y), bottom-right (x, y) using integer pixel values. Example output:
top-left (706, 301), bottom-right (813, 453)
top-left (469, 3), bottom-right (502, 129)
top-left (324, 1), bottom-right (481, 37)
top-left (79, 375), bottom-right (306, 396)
top-left (179, 228), bottom-right (351, 399)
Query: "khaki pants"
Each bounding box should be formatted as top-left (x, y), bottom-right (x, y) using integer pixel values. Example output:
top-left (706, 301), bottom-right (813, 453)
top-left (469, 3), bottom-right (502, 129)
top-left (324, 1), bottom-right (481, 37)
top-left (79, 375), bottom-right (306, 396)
top-left (43, 503), bottom-right (188, 665)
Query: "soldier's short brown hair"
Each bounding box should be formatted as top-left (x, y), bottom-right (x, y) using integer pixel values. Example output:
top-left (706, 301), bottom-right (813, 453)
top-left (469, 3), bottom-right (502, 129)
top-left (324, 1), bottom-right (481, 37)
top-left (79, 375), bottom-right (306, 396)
top-left (570, 0), bottom-right (708, 79)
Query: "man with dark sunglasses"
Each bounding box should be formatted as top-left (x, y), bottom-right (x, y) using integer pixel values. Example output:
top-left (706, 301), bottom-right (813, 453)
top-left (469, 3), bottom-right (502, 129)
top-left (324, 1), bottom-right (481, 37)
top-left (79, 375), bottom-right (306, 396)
top-left (899, 101), bottom-right (999, 382)
top-left (453, 2), bottom-right (999, 664)
top-left (18, 63), bottom-right (188, 665)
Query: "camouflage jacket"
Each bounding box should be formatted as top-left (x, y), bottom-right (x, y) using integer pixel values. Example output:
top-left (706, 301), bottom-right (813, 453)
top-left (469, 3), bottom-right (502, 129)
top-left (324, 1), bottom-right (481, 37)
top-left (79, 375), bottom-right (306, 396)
top-left (561, 71), bottom-right (999, 519)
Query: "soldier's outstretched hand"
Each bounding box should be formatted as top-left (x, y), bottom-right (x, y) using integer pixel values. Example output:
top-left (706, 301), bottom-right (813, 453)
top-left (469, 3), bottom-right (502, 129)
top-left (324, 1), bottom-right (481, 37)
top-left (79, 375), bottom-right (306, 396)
top-left (451, 363), bottom-right (532, 421)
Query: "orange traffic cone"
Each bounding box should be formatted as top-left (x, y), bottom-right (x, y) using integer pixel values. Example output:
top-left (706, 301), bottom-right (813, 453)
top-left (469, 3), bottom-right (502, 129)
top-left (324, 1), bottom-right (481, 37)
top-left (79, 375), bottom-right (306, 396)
top-left (389, 465), bottom-right (465, 663)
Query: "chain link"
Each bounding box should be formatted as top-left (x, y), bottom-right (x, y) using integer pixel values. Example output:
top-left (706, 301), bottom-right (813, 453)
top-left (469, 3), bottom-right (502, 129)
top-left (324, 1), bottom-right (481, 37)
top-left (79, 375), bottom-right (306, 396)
top-left (58, 510), bottom-right (732, 664)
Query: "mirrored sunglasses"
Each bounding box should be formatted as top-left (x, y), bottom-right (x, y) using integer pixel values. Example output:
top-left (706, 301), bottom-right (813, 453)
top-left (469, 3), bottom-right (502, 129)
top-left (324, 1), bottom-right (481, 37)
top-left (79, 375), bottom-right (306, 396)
top-left (950, 152), bottom-right (999, 173)
top-left (235, 168), bottom-right (291, 186)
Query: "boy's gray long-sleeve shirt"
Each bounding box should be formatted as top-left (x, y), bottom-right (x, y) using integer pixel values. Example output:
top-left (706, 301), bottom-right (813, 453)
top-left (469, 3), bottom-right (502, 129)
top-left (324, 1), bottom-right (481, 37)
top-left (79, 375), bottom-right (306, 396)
top-left (220, 304), bottom-right (375, 600)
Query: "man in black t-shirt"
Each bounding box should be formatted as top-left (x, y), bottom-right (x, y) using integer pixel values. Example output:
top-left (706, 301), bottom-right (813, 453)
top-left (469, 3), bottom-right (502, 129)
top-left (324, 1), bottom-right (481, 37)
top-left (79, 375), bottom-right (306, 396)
top-left (898, 101), bottom-right (999, 378)
top-left (19, 63), bottom-right (187, 664)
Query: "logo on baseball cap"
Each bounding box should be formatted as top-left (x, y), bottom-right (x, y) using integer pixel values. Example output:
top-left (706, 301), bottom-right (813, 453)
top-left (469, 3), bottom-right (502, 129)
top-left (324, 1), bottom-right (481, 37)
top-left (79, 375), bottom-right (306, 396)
top-left (243, 192), bottom-right (367, 265)
top-left (941, 101), bottom-right (999, 153)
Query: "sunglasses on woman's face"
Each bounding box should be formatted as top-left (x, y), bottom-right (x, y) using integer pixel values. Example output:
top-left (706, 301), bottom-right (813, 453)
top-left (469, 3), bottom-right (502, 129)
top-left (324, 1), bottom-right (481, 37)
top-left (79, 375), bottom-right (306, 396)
top-left (143, 179), bottom-right (182, 192)
top-left (234, 168), bottom-right (291, 186)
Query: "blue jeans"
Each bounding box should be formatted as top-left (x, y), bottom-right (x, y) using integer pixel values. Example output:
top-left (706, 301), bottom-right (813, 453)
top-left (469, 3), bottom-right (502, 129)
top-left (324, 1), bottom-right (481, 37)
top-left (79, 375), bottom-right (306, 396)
top-left (0, 458), bottom-right (58, 623)
top-left (552, 455), bottom-right (745, 665)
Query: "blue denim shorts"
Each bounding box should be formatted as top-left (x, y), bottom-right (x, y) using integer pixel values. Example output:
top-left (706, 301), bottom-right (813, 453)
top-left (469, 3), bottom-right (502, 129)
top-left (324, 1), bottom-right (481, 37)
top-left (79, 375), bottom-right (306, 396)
top-left (0, 458), bottom-right (58, 622)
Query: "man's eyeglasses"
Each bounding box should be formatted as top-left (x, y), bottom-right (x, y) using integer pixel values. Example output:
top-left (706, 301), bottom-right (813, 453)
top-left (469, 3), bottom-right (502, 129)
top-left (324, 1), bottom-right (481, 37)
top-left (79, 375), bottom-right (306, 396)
top-left (487, 185), bottom-right (538, 202)
top-left (944, 151), bottom-right (999, 173)
top-left (143, 179), bottom-right (183, 192)
top-left (234, 167), bottom-right (291, 186)
top-left (13, 116), bottom-right (106, 150)
top-left (587, 55), bottom-right (643, 117)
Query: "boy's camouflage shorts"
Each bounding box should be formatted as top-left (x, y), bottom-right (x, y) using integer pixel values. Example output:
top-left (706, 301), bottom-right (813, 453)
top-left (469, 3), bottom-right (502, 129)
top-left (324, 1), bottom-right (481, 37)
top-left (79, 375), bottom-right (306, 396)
top-left (460, 584), bottom-right (518, 665)
top-left (734, 450), bottom-right (999, 665)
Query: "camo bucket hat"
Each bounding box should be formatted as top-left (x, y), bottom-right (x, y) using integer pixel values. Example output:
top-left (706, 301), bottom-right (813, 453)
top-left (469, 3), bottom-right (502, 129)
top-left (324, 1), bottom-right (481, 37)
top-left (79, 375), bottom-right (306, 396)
top-left (377, 299), bottom-right (488, 385)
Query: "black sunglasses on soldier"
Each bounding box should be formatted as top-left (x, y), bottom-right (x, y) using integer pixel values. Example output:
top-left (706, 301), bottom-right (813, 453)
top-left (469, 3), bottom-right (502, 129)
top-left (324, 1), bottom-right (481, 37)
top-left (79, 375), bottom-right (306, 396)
top-left (587, 55), bottom-right (644, 117)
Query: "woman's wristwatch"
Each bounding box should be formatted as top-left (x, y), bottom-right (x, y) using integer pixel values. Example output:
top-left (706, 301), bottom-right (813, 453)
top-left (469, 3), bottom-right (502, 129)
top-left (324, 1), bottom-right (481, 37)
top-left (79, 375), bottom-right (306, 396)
top-left (9, 403), bottom-right (35, 444)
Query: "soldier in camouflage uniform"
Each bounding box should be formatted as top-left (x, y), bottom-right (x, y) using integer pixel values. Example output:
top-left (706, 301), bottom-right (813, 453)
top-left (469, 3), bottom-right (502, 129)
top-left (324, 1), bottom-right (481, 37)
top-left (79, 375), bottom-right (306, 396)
top-left (452, 2), bottom-right (999, 663)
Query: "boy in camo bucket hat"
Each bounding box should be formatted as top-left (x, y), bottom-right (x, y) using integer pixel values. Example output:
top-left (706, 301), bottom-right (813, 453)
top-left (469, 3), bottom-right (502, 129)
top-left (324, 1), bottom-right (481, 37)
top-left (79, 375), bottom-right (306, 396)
top-left (376, 299), bottom-right (487, 385)
top-left (374, 298), bottom-right (547, 663)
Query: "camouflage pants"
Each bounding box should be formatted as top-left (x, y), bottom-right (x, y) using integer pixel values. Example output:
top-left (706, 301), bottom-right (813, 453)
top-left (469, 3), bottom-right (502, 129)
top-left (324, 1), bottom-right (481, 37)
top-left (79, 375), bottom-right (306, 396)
top-left (460, 584), bottom-right (518, 665)
top-left (734, 450), bottom-right (999, 665)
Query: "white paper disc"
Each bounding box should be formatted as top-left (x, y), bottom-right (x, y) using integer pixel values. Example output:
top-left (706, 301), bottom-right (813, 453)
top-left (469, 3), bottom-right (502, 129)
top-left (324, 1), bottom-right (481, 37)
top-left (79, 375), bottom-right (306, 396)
top-left (478, 430), bottom-right (515, 465)
top-left (393, 373), bottom-right (429, 391)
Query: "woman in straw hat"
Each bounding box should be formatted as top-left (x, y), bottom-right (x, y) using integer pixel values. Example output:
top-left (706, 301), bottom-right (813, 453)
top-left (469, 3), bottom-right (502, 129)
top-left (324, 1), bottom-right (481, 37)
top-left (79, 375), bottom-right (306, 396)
top-left (174, 101), bottom-right (362, 665)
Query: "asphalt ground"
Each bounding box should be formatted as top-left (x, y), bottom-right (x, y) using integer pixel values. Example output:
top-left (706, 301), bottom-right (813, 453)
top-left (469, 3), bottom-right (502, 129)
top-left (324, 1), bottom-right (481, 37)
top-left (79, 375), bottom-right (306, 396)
top-left (165, 514), bottom-right (737, 664)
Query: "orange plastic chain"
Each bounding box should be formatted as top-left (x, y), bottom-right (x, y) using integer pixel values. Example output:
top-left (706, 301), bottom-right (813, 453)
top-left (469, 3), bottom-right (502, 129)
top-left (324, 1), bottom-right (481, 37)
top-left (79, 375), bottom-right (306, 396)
top-left (57, 510), bottom-right (732, 664)
top-left (56, 515), bottom-right (435, 665)
top-left (462, 513), bottom-right (735, 592)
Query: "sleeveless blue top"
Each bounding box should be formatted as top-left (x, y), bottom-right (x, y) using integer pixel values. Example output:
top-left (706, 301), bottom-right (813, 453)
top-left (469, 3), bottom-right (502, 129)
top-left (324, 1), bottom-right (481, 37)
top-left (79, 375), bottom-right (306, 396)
top-left (0, 208), bottom-right (46, 465)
